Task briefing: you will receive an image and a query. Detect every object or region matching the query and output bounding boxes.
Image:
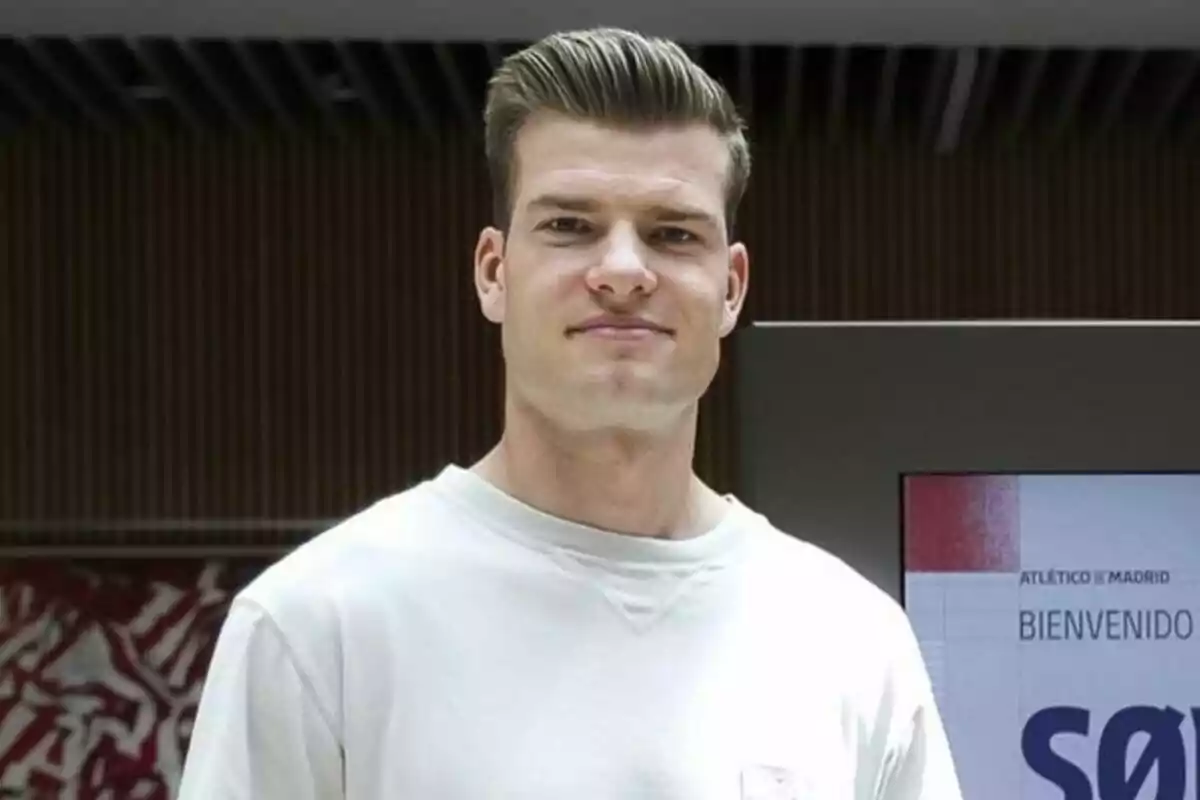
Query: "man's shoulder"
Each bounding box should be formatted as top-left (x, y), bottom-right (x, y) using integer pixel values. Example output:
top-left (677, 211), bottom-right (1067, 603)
top-left (746, 512), bottom-right (906, 628)
top-left (739, 509), bottom-right (920, 685)
top-left (743, 512), bottom-right (934, 726)
top-left (234, 478), bottom-right (449, 624)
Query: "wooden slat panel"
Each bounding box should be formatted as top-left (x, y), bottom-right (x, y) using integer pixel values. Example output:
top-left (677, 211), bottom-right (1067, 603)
top-left (1, 127), bottom-right (1197, 533)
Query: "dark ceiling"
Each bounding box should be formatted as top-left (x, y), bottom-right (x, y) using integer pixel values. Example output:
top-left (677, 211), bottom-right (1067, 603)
top-left (1, 38), bottom-right (1198, 148)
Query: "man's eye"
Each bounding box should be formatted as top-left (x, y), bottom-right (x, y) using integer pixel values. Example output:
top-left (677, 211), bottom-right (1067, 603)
top-left (544, 217), bottom-right (590, 234)
top-left (654, 227), bottom-right (698, 244)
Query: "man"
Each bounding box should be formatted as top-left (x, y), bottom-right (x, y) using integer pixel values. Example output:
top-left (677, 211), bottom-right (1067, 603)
top-left (178, 27), bottom-right (961, 800)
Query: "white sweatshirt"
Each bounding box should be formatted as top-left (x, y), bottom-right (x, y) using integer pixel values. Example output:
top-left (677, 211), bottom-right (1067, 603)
top-left (178, 466), bottom-right (961, 800)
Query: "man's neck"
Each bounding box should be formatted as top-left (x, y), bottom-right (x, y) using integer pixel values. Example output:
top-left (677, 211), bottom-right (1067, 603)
top-left (471, 398), bottom-right (727, 539)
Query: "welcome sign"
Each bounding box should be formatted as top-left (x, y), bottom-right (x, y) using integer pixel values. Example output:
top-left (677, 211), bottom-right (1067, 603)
top-left (904, 473), bottom-right (1200, 800)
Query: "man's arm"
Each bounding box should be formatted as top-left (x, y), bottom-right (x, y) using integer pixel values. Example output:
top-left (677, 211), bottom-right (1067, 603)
top-left (875, 693), bottom-right (962, 800)
top-left (874, 619), bottom-right (963, 800)
top-left (177, 599), bottom-right (343, 800)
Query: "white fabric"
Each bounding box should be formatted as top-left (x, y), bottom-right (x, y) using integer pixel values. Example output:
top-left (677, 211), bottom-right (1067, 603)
top-left (178, 466), bottom-right (961, 800)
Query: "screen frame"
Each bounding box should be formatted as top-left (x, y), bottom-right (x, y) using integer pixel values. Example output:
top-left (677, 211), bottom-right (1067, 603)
top-left (736, 321), bottom-right (1200, 602)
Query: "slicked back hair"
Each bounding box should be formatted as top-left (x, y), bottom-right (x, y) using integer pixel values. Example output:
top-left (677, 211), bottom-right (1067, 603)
top-left (483, 27), bottom-right (750, 235)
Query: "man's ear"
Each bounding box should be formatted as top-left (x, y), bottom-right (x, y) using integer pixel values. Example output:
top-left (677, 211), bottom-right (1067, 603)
top-left (719, 241), bottom-right (750, 337)
top-left (474, 227), bottom-right (506, 324)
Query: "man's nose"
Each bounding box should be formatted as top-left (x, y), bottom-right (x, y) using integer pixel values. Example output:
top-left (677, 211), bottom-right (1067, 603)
top-left (585, 226), bottom-right (657, 298)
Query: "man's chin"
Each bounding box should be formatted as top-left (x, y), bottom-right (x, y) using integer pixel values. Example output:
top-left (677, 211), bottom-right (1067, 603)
top-left (577, 362), bottom-right (661, 392)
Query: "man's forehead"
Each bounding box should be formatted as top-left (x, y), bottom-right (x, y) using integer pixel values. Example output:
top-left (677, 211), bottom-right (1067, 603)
top-left (511, 116), bottom-right (729, 205)
top-left (522, 170), bottom-right (715, 208)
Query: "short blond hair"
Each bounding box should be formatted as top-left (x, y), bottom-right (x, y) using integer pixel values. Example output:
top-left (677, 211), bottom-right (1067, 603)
top-left (483, 27), bottom-right (751, 233)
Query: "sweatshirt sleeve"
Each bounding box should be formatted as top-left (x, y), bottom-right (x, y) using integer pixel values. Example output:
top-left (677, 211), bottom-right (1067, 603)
top-left (874, 621), bottom-right (963, 800)
top-left (875, 690), bottom-right (962, 800)
top-left (177, 599), bottom-right (344, 800)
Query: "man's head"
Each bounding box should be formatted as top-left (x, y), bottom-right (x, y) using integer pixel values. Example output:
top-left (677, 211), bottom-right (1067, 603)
top-left (483, 28), bottom-right (750, 233)
top-left (473, 28), bottom-right (751, 434)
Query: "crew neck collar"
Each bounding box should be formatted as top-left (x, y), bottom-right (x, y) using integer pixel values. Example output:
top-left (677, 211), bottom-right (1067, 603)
top-left (431, 464), bottom-right (753, 566)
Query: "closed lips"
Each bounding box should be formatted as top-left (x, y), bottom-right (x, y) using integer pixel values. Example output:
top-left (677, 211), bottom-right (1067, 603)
top-left (568, 316), bottom-right (673, 335)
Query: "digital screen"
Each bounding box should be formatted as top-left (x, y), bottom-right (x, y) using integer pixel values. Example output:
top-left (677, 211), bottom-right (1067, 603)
top-left (903, 473), bottom-right (1200, 800)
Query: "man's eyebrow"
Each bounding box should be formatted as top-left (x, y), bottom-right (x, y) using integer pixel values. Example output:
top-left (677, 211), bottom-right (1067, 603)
top-left (527, 194), bottom-right (719, 226)
top-left (525, 194), bottom-right (601, 213)
top-left (648, 205), bottom-right (720, 226)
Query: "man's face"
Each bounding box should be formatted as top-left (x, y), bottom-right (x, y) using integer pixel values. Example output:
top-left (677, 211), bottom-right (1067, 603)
top-left (474, 114), bottom-right (749, 432)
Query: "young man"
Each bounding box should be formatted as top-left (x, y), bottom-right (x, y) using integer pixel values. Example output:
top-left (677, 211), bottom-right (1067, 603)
top-left (178, 28), bottom-right (961, 800)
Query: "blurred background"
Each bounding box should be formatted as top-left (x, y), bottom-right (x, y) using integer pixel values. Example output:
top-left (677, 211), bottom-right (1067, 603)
top-left (3, 40), bottom-right (1199, 523)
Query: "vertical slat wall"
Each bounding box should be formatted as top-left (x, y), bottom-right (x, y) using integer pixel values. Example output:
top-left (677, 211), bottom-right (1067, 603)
top-left (1, 128), bottom-right (1198, 523)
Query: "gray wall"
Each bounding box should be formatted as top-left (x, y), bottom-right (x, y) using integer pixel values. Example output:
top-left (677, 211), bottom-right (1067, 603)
top-left (738, 322), bottom-right (1200, 600)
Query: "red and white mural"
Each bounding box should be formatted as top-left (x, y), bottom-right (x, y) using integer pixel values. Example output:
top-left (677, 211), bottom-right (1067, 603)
top-left (0, 559), bottom-right (262, 799)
